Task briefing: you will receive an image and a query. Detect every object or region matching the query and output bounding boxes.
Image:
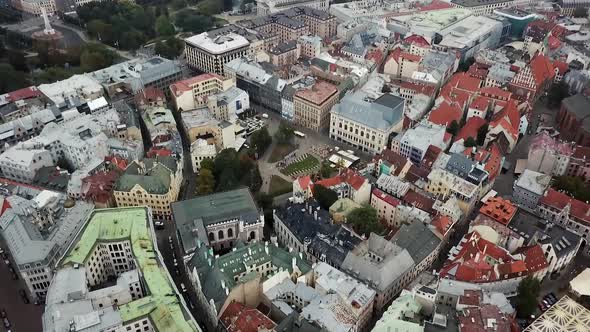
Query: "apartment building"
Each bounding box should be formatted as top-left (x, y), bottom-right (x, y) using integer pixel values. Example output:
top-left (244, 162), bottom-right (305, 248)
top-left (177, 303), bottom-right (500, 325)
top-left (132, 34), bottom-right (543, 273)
top-left (512, 169), bottom-right (551, 211)
top-left (450, 0), bottom-right (516, 16)
top-left (184, 31), bottom-right (251, 76)
top-left (330, 93), bottom-right (405, 154)
top-left (293, 81), bottom-right (339, 131)
top-left (370, 188), bottom-right (402, 228)
top-left (425, 168), bottom-right (479, 214)
top-left (114, 156), bottom-right (182, 220)
top-left (173, 188), bottom-right (264, 252)
top-left (12, 0), bottom-right (57, 16)
top-left (256, 0), bottom-right (329, 15)
top-left (269, 40), bottom-right (300, 67)
top-left (0, 187), bottom-right (93, 301)
top-left (42, 207), bottom-right (201, 332)
top-left (394, 120), bottom-right (448, 163)
top-left (169, 73), bottom-right (235, 112)
top-left (297, 35), bottom-right (321, 59)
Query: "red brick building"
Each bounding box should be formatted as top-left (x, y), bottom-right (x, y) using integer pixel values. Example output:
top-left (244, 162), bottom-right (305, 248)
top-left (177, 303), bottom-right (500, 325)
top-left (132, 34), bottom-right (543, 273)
top-left (558, 94), bottom-right (590, 147)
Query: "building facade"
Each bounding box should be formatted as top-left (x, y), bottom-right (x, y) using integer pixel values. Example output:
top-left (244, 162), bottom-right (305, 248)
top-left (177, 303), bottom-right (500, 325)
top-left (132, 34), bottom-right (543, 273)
top-left (294, 81), bottom-right (339, 131)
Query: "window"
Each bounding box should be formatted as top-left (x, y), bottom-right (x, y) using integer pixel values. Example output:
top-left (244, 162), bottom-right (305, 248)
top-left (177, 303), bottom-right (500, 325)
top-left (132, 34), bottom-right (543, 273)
top-left (227, 228), bottom-right (233, 238)
top-left (218, 230), bottom-right (224, 240)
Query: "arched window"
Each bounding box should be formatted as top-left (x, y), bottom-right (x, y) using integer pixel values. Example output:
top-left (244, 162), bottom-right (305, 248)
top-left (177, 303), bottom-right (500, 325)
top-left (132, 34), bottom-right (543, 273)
top-left (227, 228), bottom-right (233, 238)
top-left (208, 232), bottom-right (214, 241)
top-left (218, 230), bottom-right (224, 240)
top-left (249, 231), bottom-right (256, 241)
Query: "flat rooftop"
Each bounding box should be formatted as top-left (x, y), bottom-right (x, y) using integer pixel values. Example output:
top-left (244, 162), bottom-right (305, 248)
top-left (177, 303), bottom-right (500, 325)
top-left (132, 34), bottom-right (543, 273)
top-left (61, 207), bottom-right (200, 332)
top-left (185, 32), bottom-right (249, 55)
top-left (295, 81), bottom-right (338, 105)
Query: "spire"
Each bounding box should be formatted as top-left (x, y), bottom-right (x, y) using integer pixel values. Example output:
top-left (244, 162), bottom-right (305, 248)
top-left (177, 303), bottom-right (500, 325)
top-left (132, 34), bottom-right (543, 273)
top-left (41, 7), bottom-right (55, 35)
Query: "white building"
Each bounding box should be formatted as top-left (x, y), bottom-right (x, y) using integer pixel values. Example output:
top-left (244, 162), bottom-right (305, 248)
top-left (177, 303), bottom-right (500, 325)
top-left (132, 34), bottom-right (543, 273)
top-left (0, 143), bottom-right (53, 183)
top-left (450, 0), bottom-right (519, 16)
top-left (437, 15), bottom-right (505, 61)
top-left (330, 93), bottom-right (405, 154)
top-left (394, 120), bottom-right (448, 164)
top-left (37, 74), bottom-right (104, 105)
top-left (256, 0), bottom-right (328, 15)
top-left (184, 31), bottom-right (250, 76)
top-left (190, 139), bottom-right (217, 173)
top-left (0, 188), bottom-right (94, 301)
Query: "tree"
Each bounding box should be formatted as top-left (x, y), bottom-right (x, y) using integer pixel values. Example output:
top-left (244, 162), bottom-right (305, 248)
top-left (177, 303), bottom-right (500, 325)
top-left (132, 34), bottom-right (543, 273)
top-left (200, 157), bottom-right (214, 172)
top-left (0, 64), bottom-right (28, 94)
top-left (547, 81), bottom-right (570, 108)
top-left (248, 164), bottom-right (263, 193)
top-left (196, 168), bottom-right (215, 195)
top-left (573, 7), bottom-right (588, 18)
top-left (174, 9), bottom-right (216, 33)
top-left (274, 122), bottom-right (295, 145)
top-left (476, 123), bottom-right (489, 146)
top-left (381, 84), bottom-right (391, 93)
top-left (255, 192), bottom-right (273, 211)
top-left (552, 175), bottom-right (590, 202)
top-left (155, 37), bottom-right (184, 59)
top-left (446, 120), bottom-right (459, 136)
top-left (155, 15), bottom-right (175, 36)
top-left (250, 127), bottom-right (272, 156)
top-left (7, 49), bottom-right (27, 71)
top-left (80, 43), bottom-right (116, 71)
top-left (516, 277), bottom-right (541, 318)
top-left (464, 137), bottom-right (477, 147)
top-left (320, 161), bottom-right (332, 178)
top-left (347, 206), bottom-right (385, 237)
top-left (313, 184), bottom-right (338, 210)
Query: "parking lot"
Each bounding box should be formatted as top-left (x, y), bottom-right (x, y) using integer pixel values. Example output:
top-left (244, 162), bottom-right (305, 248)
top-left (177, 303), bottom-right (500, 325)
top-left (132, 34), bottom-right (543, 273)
top-left (0, 249), bottom-right (43, 332)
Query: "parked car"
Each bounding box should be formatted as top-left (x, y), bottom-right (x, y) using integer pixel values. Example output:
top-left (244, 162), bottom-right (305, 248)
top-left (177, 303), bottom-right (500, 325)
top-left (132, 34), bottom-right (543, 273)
top-left (1, 308), bottom-right (7, 319)
top-left (547, 293), bottom-right (558, 303)
top-left (181, 283), bottom-right (187, 293)
top-left (2, 317), bottom-right (9, 329)
top-left (168, 236), bottom-right (173, 244)
top-left (19, 289), bottom-right (29, 304)
top-left (173, 259), bottom-right (178, 267)
top-left (154, 221), bottom-right (165, 229)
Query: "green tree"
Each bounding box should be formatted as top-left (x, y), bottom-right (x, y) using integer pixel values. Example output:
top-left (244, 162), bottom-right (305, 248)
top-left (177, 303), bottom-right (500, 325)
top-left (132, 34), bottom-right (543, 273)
top-left (196, 168), bottom-right (215, 195)
top-left (446, 120), bottom-right (459, 136)
top-left (0, 64), bottom-right (28, 94)
top-left (464, 137), bottom-right (477, 147)
top-left (516, 277), bottom-right (541, 318)
top-left (200, 157), bottom-right (214, 171)
top-left (274, 122), bottom-right (295, 145)
top-left (552, 176), bottom-right (590, 202)
top-left (313, 184), bottom-right (338, 210)
top-left (476, 123), bottom-right (489, 146)
top-left (80, 43), bottom-right (116, 71)
top-left (255, 192), bottom-right (273, 211)
top-left (171, 0), bottom-right (187, 10)
top-left (119, 30), bottom-right (146, 50)
top-left (248, 164), bottom-right (263, 193)
top-left (347, 206), bottom-right (384, 237)
top-left (155, 15), bottom-right (175, 36)
top-left (7, 49), bottom-right (27, 71)
top-left (87, 19), bottom-right (113, 43)
top-left (250, 127), bottom-right (272, 156)
top-left (320, 161), bottom-right (333, 178)
top-left (174, 9), bottom-right (216, 33)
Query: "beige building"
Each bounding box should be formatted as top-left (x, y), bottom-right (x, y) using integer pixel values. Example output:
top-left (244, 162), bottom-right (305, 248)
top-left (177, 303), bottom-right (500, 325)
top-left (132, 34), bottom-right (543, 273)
top-left (298, 35), bottom-right (322, 59)
top-left (269, 40), bottom-right (300, 67)
top-left (425, 168), bottom-right (479, 215)
top-left (370, 188), bottom-right (401, 227)
top-left (181, 109), bottom-right (236, 150)
top-left (170, 73), bottom-right (235, 112)
top-left (294, 81), bottom-right (339, 131)
top-left (12, 0), bottom-right (57, 16)
top-left (114, 156), bottom-right (182, 220)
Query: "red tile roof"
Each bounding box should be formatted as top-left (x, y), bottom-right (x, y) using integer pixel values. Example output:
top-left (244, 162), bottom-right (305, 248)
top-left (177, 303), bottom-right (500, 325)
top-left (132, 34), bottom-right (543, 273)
top-left (479, 87), bottom-right (512, 101)
top-left (314, 169), bottom-right (367, 191)
top-left (6, 86), bottom-right (42, 102)
top-left (372, 188), bottom-right (401, 207)
top-left (421, 145), bottom-right (442, 170)
top-left (467, 64), bottom-right (489, 80)
top-left (540, 188), bottom-right (590, 225)
top-left (105, 156), bottom-right (128, 171)
top-left (483, 143), bottom-right (503, 180)
top-left (147, 147), bottom-right (173, 157)
top-left (366, 49), bottom-right (384, 63)
top-left (297, 175), bottom-right (312, 190)
top-left (553, 59), bottom-right (568, 75)
top-left (469, 96), bottom-right (491, 111)
top-left (82, 170), bottom-right (120, 204)
top-left (455, 116), bottom-right (487, 142)
top-left (403, 34), bottom-right (430, 47)
top-left (458, 304), bottom-right (514, 332)
top-left (295, 81), bottom-right (339, 105)
top-left (378, 149), bottom-right (410, 175)
top-left (416, 0), bottom-right (453, 11)
top-left (432, 215), bottom-right (453, 237)
top-left (479, 197), bottom-right (517, 226)
top-left (398, 81), bottom-right (437, 96)
top-left (402, 189), bottom-right (435, 213)
top-left (220, 301), bottom-right (277, 332)
top-left (530, 54), bottom-right (555, 86)
top-left (429, 101), bottom-right (463, 126)
top-left (135, 87), bottom-right (165, 106)
top-left (456, 74), bottom-right (482, 92)
top-left (548, 35), bottom-right (562, 50)
top-left (516, 245), bottom-right (549, 273)
top-left (170, 73), bottom-right (222, 96)
top-left (0, 198), bottom-right (11, 217)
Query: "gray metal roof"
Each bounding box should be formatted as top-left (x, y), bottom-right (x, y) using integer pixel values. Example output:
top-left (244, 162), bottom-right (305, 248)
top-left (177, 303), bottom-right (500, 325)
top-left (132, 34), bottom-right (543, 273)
top-left (391, 221), bottom-right (441, 264)
top-left (331, 93), bottom-right (404, 131)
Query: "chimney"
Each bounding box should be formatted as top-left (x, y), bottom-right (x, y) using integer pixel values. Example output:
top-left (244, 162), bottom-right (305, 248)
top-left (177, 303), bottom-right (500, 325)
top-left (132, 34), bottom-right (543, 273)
top-left (207, 258), bottom-right (212, 267)
top-left (292, 256), bottom-right (297, 269)
top-left (221, 280), bottom-right (225, 289)
top-left (308, 204), bottom-right (312, 215)
top-left (314, 210), bottom-right (318, 220)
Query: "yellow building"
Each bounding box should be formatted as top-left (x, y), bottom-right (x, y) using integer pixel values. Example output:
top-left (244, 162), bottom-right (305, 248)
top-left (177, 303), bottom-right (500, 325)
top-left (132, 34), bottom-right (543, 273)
top-left (169, 73), bottom-right (235, 112)
top-left (294, 81), bottom-right (339, 131)
top-left (114, 156), bottom-right (182, 220)
top-left (425, 168), bottom-right (479, 214)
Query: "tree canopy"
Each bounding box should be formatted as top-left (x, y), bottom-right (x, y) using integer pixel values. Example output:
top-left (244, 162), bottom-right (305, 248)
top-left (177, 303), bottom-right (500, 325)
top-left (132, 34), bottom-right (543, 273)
top-left (552, 176), bottom-right (590, 202)
top-left (196, 168), bottom-right (215, 195)
top-left (547, 81), bottom-right (570, 108)
top-left (0, 64), bottom-right (28, 94)
top-left (174, 9), bottom-right (216, 33)
top-left (446, 120), bottom-right (459, 136)
top-left (155, 15), bottom-right (175, 36)
top-left (250, 127), bottom-right (272, 156)
top-left (516, 277), bottom-right (541, 318)
top-left (464, 136), bottom-right (477, 148)
top-left (346, 206), bottom-right (384, 237)
top-left (313, 184), bottom-right (338, 210)
top-left (274, 122), bottom-right (295, 145)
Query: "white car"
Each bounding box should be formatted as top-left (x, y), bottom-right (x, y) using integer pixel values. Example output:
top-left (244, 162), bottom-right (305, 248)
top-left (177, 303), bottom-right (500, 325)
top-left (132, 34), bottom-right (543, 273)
top-left (174, 259), bottom-right (178, 267)
top-left (181, 283), bottom-right (187, 293)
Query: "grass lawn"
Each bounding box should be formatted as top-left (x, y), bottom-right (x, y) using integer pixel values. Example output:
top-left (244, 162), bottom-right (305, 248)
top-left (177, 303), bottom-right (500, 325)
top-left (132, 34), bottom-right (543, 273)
top-left (281, 155), bottom-right (319, 175)
top-left (268, 175), bottom-right (292, 197)
top-left (268, 143), bottom-right (296, 163)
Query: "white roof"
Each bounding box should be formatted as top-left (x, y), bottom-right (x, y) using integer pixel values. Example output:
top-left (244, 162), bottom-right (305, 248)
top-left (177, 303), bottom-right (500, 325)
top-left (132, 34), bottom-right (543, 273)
top-left (185, 32), bottom-right (249, 55)
top-left (570, 268), bottom-right (590, 297)
top-left (87, 97), bottom-right (108, 111)
top-left (515, 169), bottom-right (551, 195)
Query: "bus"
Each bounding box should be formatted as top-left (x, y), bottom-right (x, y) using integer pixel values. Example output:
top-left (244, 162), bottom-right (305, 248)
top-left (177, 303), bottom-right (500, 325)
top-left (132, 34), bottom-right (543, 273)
top-left (294, 131), bottom-right (306, 138)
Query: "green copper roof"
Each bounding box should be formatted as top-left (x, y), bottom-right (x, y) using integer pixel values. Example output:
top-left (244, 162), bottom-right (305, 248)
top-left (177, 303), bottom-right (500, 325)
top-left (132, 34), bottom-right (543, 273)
top-left (115, 157), bottom-right (177, 194)
top-left (62, 207), bottom-right (200, 332)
